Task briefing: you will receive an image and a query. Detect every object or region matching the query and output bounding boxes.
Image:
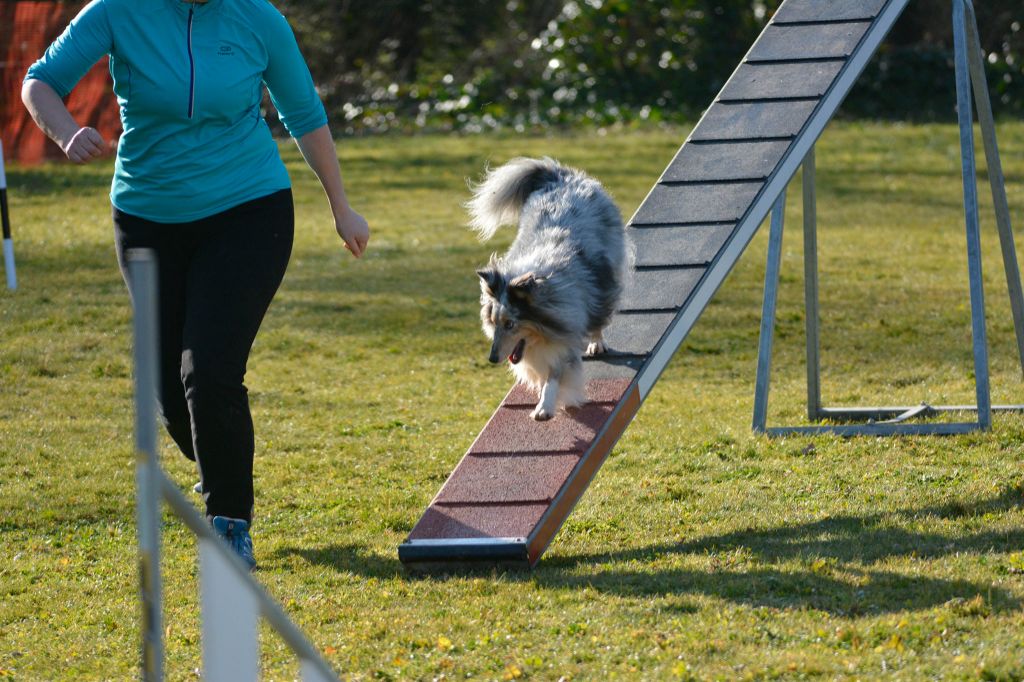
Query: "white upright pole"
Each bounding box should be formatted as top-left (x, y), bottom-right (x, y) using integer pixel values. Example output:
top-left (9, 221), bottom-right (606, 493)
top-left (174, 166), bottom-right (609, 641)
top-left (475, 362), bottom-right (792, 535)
top-left (129, 249), bottom-right (163, 682)
top-left (0, 140), bottom-right (17, 290)
top-left (199, 537), bottom-right (259, 681)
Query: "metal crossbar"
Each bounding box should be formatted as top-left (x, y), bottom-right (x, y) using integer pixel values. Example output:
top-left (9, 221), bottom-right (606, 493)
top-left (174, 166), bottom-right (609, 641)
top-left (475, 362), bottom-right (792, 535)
top-left (129, 250), bottom-right (338, 681)
top-left (752, 0), bottom-right (1024, 437)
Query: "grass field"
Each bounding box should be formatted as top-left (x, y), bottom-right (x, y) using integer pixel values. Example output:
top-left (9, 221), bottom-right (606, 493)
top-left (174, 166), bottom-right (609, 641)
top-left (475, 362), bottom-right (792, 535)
top-left (2, 121), bottom-right (1024, 680)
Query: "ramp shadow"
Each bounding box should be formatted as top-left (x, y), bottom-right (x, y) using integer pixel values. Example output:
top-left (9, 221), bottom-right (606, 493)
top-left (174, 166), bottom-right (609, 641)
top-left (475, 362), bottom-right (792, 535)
top-left (272, 543), bottom-right (404, 579)
top-left (536, 485), bottom-right (1024, 615)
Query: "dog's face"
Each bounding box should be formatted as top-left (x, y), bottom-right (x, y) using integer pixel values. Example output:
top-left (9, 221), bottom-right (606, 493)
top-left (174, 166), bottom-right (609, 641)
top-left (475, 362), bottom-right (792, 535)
top-left (477, 268), bottom-right (542, 365)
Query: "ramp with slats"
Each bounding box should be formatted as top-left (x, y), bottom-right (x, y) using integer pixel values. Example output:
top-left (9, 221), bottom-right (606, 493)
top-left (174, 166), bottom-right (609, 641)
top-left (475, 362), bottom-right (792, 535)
top-left (399, 0), bottom-right (911, 569)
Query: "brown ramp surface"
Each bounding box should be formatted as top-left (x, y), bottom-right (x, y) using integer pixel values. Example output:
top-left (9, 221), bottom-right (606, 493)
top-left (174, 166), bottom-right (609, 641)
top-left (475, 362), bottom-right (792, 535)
top-left (399, 0), bottom-right (910, 569)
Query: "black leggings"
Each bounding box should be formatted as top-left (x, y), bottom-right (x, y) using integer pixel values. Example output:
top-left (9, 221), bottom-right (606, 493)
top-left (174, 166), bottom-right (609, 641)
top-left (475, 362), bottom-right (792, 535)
top-left (114, 189), bottom-right (294, 523)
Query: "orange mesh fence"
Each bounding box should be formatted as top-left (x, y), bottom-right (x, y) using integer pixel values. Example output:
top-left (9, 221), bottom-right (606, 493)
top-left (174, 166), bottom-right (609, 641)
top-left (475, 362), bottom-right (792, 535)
top-left (1, 1), bottom-right (120, 164)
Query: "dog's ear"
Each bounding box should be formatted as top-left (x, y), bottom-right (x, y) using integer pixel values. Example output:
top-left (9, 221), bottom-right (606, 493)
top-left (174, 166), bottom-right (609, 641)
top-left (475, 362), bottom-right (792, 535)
top-left (477, 268), bottom-right (502, 295)
top-left (508, 272), bottom-right (542, 303)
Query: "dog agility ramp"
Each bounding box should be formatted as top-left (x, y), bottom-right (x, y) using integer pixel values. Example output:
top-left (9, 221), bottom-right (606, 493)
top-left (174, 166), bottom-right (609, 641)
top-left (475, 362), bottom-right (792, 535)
top-left (399, 0), bottom-right (911, 569)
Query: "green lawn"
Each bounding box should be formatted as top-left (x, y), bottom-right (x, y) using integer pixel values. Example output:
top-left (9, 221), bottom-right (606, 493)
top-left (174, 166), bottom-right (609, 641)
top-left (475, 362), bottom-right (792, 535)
top-left (2, 122), bottom-right (1024, 680)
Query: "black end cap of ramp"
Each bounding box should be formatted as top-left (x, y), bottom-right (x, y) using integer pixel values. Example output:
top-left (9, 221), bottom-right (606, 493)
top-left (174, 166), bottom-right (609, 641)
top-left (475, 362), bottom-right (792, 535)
top-left (399, 538), bottom-right (531, 572)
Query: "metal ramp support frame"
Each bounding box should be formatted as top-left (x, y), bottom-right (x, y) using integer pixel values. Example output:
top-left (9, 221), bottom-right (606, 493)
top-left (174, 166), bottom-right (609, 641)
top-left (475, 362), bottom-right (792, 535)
top-left (752, 0), bottom-right (1024, 438)
top-left (130, 250), bottom-right (338, 682)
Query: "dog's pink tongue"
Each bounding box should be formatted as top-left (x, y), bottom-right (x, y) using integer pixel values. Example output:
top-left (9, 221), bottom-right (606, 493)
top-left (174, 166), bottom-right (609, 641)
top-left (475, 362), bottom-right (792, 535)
top-left (508, 339), bottom-right (526, 365)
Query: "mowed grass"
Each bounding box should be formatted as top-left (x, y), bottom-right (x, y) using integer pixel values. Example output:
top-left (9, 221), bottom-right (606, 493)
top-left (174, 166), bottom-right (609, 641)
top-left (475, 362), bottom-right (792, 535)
top-left (2, 121), bottom-right (1024, 680)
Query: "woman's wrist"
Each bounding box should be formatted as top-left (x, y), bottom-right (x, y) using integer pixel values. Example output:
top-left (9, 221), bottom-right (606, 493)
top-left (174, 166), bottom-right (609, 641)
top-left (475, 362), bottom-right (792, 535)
top-left (331, 197), bottom-right (354, 219)
top-left (58, 125), bottom-right (85, 152)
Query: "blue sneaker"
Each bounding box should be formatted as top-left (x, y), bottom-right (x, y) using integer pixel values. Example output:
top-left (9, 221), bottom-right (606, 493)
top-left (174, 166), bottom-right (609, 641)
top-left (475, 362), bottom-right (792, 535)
top-left (211, 516), bottom-right (257, 571)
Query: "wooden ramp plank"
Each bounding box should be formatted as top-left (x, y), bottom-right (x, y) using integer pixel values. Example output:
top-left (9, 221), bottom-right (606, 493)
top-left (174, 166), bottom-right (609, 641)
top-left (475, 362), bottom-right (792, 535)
top-left (630, 225), bottom-right (735, 266)
top-left (634, 182), bottom-right (761, 224)
top-left (408, 504), bottom-right (547, 540)
top-left (689, 101), bottom-right (818, 141)
top-left (433, 453), bottom-right (581, 505)
top-left (603, 312), bottom-right (676, 356)
top-left (772, 0), bottom-right (888, 24)
top-left (400, 0), bottom-right (909, 569)
top-left (582, 356), bottom-right (645, 381)
top-left (746, 23), bottom-right (871, 62)
top-left (662, 141), bottom-right (791, 182)
top-left (719, 62), bottom-right (845, 101)
top-left (621, 269), bottom-right (703, 311)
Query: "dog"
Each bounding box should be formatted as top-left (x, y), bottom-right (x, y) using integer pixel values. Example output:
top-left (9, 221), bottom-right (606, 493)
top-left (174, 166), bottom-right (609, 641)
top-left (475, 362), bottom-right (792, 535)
top-left (466, 157), bottom-right (627, 421)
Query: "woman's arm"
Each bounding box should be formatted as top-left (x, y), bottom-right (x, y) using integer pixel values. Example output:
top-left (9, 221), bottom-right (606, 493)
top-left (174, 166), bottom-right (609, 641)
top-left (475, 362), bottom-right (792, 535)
top-left (260, 9), bottom-right (368, 258)
top-left (21, 1), bottom-right (113, 163)
top-left (21, 79), bottom-right (108, 164)
top-left (294, 124), bottom-right (370, 258)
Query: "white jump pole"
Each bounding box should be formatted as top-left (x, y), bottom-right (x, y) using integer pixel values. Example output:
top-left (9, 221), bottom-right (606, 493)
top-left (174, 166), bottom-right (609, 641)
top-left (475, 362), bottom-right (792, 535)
top-left (0, 140), bottom-right (17, 290)
top-left (128, 249), bottom-right (164, 682)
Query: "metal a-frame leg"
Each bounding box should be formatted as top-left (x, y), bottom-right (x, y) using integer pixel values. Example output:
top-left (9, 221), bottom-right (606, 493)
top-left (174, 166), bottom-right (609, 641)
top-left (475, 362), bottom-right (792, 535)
top-left (802, 148), bottom-right (822, 423)
top-left (961, 0), bottom-right (1024, 377)
top-left (753, 0), bottom-right (1024, 437)
top-left (752, 191), bottom-right (787, 433)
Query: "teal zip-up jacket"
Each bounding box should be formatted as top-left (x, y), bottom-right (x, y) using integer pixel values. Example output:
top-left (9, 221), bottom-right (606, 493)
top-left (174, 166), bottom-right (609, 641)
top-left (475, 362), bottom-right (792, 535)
top-left (25, 0), bottom-right (327, 222)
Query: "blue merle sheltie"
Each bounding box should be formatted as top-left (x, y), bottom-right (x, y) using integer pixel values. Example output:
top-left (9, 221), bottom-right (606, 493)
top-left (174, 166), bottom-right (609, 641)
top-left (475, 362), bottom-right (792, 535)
top-left (467, 157), bottom-right (628, 421)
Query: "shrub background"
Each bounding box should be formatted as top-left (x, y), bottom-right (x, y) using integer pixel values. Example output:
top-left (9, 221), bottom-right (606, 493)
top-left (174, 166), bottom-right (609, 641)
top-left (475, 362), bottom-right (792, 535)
top-left (269, 0), bottom-right (1024, 135)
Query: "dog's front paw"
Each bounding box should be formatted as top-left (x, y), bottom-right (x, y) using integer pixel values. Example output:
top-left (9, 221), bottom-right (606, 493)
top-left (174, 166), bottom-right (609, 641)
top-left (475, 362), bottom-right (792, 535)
top-left (585, 340), bottom-right (607, 357)
top-left (531, 404), bottom-right (555, 421)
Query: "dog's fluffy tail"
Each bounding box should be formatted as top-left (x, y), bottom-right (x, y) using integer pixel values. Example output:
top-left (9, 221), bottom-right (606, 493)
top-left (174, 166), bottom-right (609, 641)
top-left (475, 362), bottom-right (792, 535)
top-left (466, 157), bottom-right (563, 240)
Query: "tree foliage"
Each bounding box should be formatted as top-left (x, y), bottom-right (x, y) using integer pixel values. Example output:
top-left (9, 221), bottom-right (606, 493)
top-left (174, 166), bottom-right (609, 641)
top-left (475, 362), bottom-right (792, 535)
top-left (271, 0), bottom-right (1023, 134)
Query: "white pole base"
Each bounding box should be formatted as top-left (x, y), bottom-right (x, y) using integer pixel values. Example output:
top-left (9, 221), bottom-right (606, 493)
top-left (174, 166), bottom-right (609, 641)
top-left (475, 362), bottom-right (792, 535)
top-left (3, 238), bottom-right (15, 290)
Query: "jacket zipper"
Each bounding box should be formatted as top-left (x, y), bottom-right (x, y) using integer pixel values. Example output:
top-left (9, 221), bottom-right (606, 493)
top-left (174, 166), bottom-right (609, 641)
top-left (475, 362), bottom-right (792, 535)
top-left (186, 4), bottom-right (196, 118)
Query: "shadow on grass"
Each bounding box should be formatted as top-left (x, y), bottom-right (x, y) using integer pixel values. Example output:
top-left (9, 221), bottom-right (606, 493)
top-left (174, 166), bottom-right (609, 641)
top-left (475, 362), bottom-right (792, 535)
top-left (273, 543), bottom-right (405, 579)
top-left (538, 484), bottom-right (1024, 615)
top-left (6, 164), bottom-right (113, 197)
top-left (268, 487), bottom-right (1022, 616)
top-left (15, 241), bottom-right (116, 273)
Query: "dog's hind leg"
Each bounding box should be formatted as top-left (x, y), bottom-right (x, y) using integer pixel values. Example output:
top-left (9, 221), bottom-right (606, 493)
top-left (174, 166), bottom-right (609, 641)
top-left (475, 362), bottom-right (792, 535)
top-left (585, 329), bottom-right (608, 357)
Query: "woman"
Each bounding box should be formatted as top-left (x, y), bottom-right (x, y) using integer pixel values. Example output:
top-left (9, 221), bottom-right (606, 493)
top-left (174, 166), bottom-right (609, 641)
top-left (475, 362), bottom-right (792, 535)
top-left (22, 0), bottom-right (369, 570)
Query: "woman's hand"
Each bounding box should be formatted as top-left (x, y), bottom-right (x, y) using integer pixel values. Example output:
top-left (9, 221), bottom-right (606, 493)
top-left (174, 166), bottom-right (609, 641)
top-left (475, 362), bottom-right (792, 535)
top-left (334, 205), bottom-right (370, 258)
top-left (63, 126), bottom-right (108, 164)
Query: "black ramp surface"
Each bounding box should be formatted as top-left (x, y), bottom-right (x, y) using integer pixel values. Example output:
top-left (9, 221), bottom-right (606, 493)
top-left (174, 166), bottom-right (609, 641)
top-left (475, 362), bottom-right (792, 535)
top-left (620, 269), bottom-right (704, 312)
top-left (772, 0), bottom-right (888, 23)
top-left (662, 141), bottom-right (792, 182)
top-left (602, 312), bottom-right (676, 357)
top-left (719, 62), bottom-right (845, 101)
top-left (634, 183), bottom-right (761, 224)
top-left (689, 101), bottom-right (818, 140)
top-left (583, 356), bottom-right (645, 381)
top-left (630, 225), bottom-right (735, 266)
top-left (746, 23), bottom-right (871, 61)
